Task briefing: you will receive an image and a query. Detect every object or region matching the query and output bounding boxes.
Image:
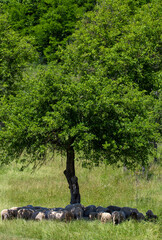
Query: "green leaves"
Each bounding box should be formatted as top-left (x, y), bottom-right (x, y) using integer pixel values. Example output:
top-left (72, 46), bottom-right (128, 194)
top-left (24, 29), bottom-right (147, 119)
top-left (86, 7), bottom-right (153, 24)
top-left (0, 0), bottom-right (161, 171)
top-left (62, 0), bottom-right (161, 93)
top-left (0, 14), bottom-right (37, 97)
top-left (1, 0), bottom-right (97, 62)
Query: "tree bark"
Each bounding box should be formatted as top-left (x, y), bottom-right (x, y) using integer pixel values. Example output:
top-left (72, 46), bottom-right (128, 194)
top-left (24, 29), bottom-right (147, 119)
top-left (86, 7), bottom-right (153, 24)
top-left (154, 141), bottom-right (157, 162)
top-left (64, 140), bottom-right (81, 204)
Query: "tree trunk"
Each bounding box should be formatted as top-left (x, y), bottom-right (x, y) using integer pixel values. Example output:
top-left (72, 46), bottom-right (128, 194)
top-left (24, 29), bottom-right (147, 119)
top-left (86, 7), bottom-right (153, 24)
top-left (154, 141), bottom-right (157, 162)
top-left (64, 141), bottom-right (81, 204)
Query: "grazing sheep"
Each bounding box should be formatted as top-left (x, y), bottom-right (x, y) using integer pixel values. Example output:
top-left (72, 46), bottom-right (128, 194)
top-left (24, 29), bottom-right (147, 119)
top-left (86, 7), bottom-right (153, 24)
top-left (137, 212), bottom-right (145, 221)
top-left (84, 205), bottom-right (96, 217)
top-left (17, 208), bottom-right (34, 220)
top-left (119, 211), bottom-right (126, 222)
top-left (1, 207), bottom-right (20, 220)
top-left (121, 207), bottom-right (139, 219)
top-left (64, 211), bottom-right (74, 222)
top-left (65, 204), bottom-right (84, 220)
top-left (112, 211), bottom-right (126, 224)
top-left (1, 208), bottom-right (21, 220)
top-left (107, 205), bottom-right (121, 214)
top-left (130, 211), bottom-right (137, 220)
top-left (48, 210), bottom-right (58, 220)
top-left (65, 203), bottom-right (84, 211)
top-left (1, 209), bottom-right (11, 220)
top-left (9, 207), bottom-right (21, 218)
top-left (146, 210), bottom-right (158, 220)
top-left (112, 211), bottom-right (121, 225)
top-left (72, 207), bottom-right (83, 220)
top-left (89, 212), bottom-right (97, 220)
top-left (130, 212), bottom-right (145, 221)
top-left (32, 211), bottom-right (46, 221)
top-left (101, 212), bottom-right (112, 223)
top-left (48, 210), bottom-right (66, 221)
top-left (55, 211), bottom-right (66, 221)
top-left (96, 206), bottom-right (108, 213)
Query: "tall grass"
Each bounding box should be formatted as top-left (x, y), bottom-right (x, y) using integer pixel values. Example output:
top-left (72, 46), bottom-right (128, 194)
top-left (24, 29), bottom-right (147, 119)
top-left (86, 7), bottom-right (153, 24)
top-left (0, 152), bottom-right (161, 240)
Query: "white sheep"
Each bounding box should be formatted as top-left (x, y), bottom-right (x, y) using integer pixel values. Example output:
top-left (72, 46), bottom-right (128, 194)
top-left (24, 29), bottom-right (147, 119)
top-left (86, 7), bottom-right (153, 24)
top-left (101, 212), bottom-right (112, 223)
top-left (33, 211), bottom-right (46, 221)
top-left (1, 209), bottom-right (10, 220)
top-left (1, 207), bottom-right (20, 220)
top-left (48, 210), bottom-right (66, 221)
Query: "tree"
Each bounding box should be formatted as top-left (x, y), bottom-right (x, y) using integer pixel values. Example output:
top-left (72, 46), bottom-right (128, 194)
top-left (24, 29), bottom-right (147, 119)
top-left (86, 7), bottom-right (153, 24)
top-left (0, 64), bottom-right (159, 204)
top-left (0, 0), bottom-right (160, 204)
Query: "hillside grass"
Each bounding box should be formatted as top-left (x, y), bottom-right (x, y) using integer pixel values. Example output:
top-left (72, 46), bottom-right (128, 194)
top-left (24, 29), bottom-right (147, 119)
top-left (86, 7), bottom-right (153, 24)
top-left (0, 152), bottom-right (161, 240)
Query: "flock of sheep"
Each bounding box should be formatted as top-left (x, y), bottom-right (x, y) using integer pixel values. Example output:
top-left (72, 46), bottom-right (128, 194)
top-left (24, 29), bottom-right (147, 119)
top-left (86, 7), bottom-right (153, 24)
top-left (1, 204), bottom-right (157, 224)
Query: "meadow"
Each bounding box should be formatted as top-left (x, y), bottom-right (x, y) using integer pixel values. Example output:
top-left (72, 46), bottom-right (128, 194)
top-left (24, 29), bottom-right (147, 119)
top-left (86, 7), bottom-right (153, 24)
top-left (0, 152), bottom-right (161, 240)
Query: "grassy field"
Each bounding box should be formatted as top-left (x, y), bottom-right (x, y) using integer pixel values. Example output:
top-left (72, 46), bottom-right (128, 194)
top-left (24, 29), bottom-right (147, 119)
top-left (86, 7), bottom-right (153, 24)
top-left (0, 153), bottom-right (161, 240)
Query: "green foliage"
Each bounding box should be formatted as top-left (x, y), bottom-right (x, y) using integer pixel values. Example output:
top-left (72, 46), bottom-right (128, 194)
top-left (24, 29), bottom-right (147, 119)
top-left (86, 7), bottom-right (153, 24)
top-left (61, 0), bottom-right (161, 93)
top-left (0, 0), bottom-right (161, 170)
top-left (1, 0), bottom-right (97, 62)
top-left (0, 63), bottom-right (159, 169)
top-left (0, 14), bottom-right (37, 97)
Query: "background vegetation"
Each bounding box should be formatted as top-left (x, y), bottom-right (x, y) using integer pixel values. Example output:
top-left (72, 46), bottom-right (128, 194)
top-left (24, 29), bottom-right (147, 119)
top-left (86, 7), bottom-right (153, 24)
top-left (0, 0), bottom-right (161, 238)
top-left (1, 0), bottom-right (97, 63)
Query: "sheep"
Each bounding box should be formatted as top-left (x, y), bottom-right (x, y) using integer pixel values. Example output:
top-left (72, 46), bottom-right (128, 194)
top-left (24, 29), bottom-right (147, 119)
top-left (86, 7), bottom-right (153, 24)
top-left (112, 210), bottom-right (126, 224)
top-left (136, 212), bottom-right (145, 221)
top-left (130, 212), bottom-right (145, 221)
top-left (1, 208), bottom-right (21, 220)
top-left (1, 209), bottom-right (11, 220)
top-left (72, 207), bottom-right (83, 220)
top-left (101, 212), bottom-right (112, 223)
top-left (47, 210), bottom-right (58, 220)
top-left (32, 211), bottom-right (46, 221)
top-left (65, 203), bottom-right (84, 211)
top-left (65, 204), bottom-right (84, 220)
top-left (84, 205), bottom-right (96, 217)
top-left (96, 206), bottom-right (108, 213)
top-left (146, 210), bottom-right (158, 220)
top-left (121, 207), bottom-right (139, 219)
top-left (48, 210), bottom-right (66, 221)
top-left (55, 211), bottom-right (66, 221)
top-left (9, 207), bottom-right (21, 218)
top-left (17, 208), bottom-right (34, 220)
top-left (107, 205), bottom-right (121, 214)
top-left (119, 211), bottom-right (126, 222)
top-left (112, 211), bottom-right (121, 225)
top-left (89, 212), bottom-right (97, 220)
top-left (64, 211), bottom-right (74, 222)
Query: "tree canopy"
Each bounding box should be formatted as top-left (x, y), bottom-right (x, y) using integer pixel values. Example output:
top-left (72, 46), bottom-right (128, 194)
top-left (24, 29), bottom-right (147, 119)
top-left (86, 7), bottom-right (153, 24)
top-left (60, 0), bottom-right (161, 93)
top-left (0, 65), bottom-right (158, 167)
top-left (0, 0), bottom-right (161, 203)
